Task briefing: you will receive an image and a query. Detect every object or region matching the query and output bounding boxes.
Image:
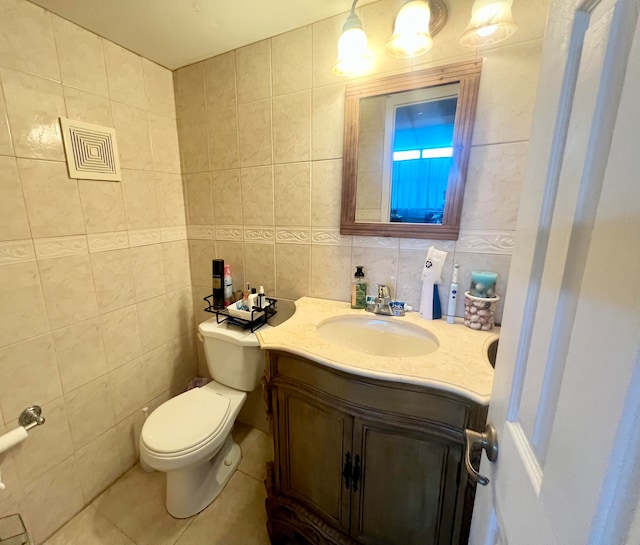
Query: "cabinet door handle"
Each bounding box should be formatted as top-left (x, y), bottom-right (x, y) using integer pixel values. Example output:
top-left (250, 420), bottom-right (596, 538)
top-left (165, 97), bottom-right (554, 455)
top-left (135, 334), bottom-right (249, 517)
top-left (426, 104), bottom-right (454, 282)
top-left (352, 455), bottom-right (361, 492)
top-left (343, 452), bottom-right (352, 490)
top-left (463, 423), bottom-right (499, 486)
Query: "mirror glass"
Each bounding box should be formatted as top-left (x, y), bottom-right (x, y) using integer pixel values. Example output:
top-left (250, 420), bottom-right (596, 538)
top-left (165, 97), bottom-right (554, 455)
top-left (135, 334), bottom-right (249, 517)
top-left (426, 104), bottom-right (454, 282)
top-left (341, 60), bottom-right (482, 240)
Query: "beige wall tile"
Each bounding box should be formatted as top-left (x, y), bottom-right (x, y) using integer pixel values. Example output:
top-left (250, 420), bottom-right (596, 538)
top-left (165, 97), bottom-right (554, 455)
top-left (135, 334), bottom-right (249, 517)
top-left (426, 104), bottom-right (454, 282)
top-left (244, 243), bottom-right (275, 296)
top-left (204, 52), bottom-right (236, 111)
top-left (238, 99), bottom-right (272, 167)
top-left (188, 239), bottom-right (215, 288)
top-left (39, 254), bottom-right (99, 329)
top-left (103, 41), bottom-right (146, 110)
top-left (52, 16), bottom-right (108, 97)
top-left (472, 40), bottom-right (543, 146)
top-left (312, 14), bottom-right (347, 88)
top-left (0, 261), bottom-right (49, 348)
top-left (91, 248), bottom-right (136, 313)
top-left (130, 244), bottom-right (166, 301)
top-left (121, 169), bottom-right (159, 230)
top-left (211, 169), bottom-right (242, 225)
top-left (0, 0), bottom-right (59, 80)
top-left (177, 109), bottom-right (209, 173)
top-left (137, 295), bottom-right (170, 351)
top-left (51, 318), bottom-right (108, 394)
top-left (65, 375), bottom-right (115, 449)
top-left (165, 288), bottom-right (195, 339)
top-left (63, 86), bottom-right (113, 127)
top-left (351, 246), bottom-right (399, 297)
top-left (156, 173), bottom-right (186, 227)
top-left (12, 397), bottom-right (73, 486)
top-left (273, 91), bottom-right (311, 163)
top-left (149, 113), bottom-right (181, 173)
top-left (161, 240), bottom-right (191, 292)
top-left (274, 163), bottom-right (311, 227)
top-left (311, 245), bottom-right (352, 301)
top-left (174, 62), bottom-right (205, 118)
top-left (275, 243), bottom-right (310, 300)
top-left (111, 102), bottom-right (152, 170)
top-left (185, 172), bottom-right (213, 225)
top-left (75, 429), bottom-right (123, 502)
top-left (78, 179), bottom-right (127, 234)
top-left (17, 159), bottom-right (85, 238)
top-left (100, 305), bottom-right (142, 370)
top-left (207, 106), bottom-right (240, 170)
top-left (0, 156), bottom-right (30, 241)
top-left (0, 69), bottom-right (65, 160)
top-left (272, 26), bottom-right (312, 96)
top-left (0, 334), bottom-right (61, 418)
top-left (114, 409), bottom-right (145, 471)
top-left (22, 456), bottom-right (84, 544)
top-left (0, 83), bottom-right (14, 155)
top-left (241, 166), bottom-right (274, 226)
top-left (311, 159), bottom-right (343, 227)
top-left (108, 356), bottom-right (147, 422)
top-left (142, 58), bottom-right (175, 117)
top-left (236, 40), bottom-right (271, 104)
top-left (461, 142), bottom-right (527, 231)
top-left (312, 83), bottom-right (345, 160)
top-left (143, 344), bottom-right (176, 399)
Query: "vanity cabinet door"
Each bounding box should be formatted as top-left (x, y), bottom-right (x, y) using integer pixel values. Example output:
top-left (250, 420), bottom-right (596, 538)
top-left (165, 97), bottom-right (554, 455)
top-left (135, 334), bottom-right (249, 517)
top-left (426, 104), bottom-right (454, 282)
top-left (349, 418), bottom-right (464, 545)
top-left (276, 386), bottom-right (354, 533)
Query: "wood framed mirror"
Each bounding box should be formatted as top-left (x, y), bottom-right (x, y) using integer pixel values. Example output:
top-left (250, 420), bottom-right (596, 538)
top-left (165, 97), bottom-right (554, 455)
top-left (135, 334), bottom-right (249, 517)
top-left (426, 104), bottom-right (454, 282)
top-left (340, 59), bottom-right (483, 240)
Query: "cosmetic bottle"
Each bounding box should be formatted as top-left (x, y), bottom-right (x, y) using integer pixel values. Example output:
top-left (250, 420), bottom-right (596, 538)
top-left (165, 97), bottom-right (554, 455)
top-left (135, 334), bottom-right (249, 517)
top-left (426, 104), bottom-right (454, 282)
top-left (212, 259), bottom-right (225, 309)
top-left (351, 266), bottom-right (367, 309)
top-left (248, 288), bottom-right (259, 310)
top-left (223, 264), bottom-right (233, 307)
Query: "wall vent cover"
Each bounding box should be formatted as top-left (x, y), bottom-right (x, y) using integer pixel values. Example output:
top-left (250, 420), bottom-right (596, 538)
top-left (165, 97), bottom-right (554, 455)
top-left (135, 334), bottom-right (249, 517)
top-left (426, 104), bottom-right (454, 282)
top-left (59, 118), bottom-right (121, 181)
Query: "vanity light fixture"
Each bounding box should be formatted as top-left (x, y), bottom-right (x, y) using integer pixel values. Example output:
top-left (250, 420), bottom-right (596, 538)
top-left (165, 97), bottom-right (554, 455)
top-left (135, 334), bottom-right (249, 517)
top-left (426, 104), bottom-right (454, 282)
top-left (385, 0), bottom-right (433, 58)
top-left (459, 0), bottom-right (518, 47)
top-left (333, 0), bottom-right (374, 77)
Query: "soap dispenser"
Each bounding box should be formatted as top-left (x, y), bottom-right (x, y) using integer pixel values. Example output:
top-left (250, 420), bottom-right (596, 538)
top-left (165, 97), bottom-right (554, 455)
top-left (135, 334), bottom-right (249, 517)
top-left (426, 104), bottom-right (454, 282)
top-left (351, 266), bottom-right (367, 309)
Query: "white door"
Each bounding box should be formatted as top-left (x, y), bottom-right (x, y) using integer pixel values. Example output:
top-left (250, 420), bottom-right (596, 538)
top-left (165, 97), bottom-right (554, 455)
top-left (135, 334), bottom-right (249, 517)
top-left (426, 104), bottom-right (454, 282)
top-left (469, 0), bottom-right (640, 544)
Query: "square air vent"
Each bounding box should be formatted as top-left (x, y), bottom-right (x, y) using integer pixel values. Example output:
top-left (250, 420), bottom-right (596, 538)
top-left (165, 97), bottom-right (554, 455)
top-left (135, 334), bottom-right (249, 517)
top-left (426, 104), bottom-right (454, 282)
top-left (59, 118), bottom-right (121, 181)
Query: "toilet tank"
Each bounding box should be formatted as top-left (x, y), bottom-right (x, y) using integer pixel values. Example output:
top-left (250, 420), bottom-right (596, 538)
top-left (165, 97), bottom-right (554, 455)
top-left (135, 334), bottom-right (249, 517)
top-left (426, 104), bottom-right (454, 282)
top-left (197, 318), bottom-right (267, 391)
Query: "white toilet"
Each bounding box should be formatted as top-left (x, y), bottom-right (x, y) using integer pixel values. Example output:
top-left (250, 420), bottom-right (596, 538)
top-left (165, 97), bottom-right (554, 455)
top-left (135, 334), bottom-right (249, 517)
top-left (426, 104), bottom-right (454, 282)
top-left (139, 317), bottom-right (267, 518)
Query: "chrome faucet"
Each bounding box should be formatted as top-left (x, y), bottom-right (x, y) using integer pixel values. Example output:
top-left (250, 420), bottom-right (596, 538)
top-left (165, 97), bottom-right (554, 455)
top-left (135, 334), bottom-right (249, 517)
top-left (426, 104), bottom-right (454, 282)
top-left (371, 284), bottom-right (392, 315)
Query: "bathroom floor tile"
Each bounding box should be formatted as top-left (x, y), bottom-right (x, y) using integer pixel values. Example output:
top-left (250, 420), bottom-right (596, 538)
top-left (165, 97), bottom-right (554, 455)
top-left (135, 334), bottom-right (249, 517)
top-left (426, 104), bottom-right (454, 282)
top-left (91, 465), bottom-right (192, 545)
top-left (42, 505), bottom-right (135, 545)
top-left (234, 423), bottom-right (273, 481)
top-left (174, 471), bottom-right (270, 545)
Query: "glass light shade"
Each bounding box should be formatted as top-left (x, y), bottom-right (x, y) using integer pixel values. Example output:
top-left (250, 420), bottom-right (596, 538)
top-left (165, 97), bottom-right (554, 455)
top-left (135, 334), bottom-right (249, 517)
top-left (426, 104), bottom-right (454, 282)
top-left (334, 24), bottom-right (374, 77)
top-left (385, 0), bottom-right (433, 59)
top-left (459, 0), bottom-right (517, 47)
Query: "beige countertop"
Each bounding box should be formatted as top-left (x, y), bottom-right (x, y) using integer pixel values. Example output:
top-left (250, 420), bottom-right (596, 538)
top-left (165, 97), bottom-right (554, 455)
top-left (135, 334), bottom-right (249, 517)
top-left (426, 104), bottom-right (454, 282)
top-left (258, 297), bottom-right (497, 405)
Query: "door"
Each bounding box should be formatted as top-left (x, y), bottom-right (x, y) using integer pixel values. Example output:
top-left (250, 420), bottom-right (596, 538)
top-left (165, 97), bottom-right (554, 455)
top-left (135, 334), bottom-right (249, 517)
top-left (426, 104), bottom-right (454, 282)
top-left (276, 387), bottom-right (353, 532)
top-left (350, 418), bottom-right (463, 545)
top-left (470, 1), bottom-right (640, 544)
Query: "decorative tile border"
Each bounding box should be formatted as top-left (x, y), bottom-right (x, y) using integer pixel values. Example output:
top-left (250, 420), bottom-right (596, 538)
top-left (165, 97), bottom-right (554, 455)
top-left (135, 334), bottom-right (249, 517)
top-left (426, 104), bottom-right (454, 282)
top-left (352, 235), bottom-right (400, 249)
top-left (311, 229), bottom-right (352, 247)
top-left (0, 239), bottom-right (35, 265)
top-left (215, 226), bottom-right (243, 241)
top-left (87, 231), bottom-right (129, 253)
top-left (161, 226), bottom-right (188, 242)
top-left (455, 230), bottom-right (515, 255)
top-left (33, 235), bottom-right (88, 260)
top-left (399, 239), bottom-right (456, 251)
top-left (187, 225), bottom-right (215, 240)
top-left (276, 228), bottom-right (311, 244)
top-left (243, 227), bottom-right (275, 242)
top-left (129, 228), bottom-right (161, 247)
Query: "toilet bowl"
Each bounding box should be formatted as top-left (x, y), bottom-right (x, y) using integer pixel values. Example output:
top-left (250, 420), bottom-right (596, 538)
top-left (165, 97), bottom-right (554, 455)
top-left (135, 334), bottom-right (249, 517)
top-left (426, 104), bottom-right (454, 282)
top-left (139, 318), bottom-right (267, 518)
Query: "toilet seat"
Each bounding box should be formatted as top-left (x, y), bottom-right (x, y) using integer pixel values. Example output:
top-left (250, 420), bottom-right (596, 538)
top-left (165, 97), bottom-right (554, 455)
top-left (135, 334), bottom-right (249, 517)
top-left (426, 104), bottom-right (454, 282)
top-left (141, 387), bottom-right (230, 456)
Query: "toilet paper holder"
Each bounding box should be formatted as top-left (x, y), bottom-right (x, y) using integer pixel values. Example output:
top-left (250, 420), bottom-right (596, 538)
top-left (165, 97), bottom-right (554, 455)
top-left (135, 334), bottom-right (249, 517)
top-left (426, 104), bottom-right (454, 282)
top-left (18, 405), bottom-right (45, 431)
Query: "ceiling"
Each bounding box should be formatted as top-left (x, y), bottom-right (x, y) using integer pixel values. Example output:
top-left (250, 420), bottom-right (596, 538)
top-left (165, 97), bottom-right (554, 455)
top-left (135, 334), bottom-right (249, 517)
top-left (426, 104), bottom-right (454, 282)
top-left (30, 0), bottom-right (380, 70)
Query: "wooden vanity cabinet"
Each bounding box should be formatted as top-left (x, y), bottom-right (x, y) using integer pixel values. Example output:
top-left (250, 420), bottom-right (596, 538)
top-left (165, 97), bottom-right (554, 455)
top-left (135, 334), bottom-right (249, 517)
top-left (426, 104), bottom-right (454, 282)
top-left (263, 351), bottom-right (488, 545)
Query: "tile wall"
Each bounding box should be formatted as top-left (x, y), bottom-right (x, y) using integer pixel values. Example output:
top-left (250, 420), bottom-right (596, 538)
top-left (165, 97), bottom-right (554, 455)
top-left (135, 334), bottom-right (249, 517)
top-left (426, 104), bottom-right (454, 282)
top-left (0, 1), bottom-right (195, 541)
top-left (175, 0), bottom-right (549, 375)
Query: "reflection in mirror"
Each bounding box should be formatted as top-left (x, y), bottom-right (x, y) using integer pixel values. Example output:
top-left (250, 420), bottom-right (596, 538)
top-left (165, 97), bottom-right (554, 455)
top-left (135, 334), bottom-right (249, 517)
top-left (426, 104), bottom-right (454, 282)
top-left (341, 59), bottom-right (482, 240)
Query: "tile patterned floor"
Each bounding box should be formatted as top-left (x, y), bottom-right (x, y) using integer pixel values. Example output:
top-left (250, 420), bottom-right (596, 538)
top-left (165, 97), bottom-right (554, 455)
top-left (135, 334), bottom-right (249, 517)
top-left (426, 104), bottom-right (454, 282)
top-left (42, 424), bottom-right (273, 545)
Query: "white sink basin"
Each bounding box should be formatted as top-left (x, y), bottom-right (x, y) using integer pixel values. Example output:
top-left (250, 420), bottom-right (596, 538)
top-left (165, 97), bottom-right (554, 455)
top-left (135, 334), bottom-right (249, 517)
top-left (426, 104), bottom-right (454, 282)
top-left (316, 315), bottom-right (439, 357)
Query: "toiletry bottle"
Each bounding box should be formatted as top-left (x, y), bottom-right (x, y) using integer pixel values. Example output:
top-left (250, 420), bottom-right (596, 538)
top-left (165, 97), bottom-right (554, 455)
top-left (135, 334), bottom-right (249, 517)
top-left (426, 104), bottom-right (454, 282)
top-left (258, 285), bottom-right (265, 309)
top-left (223, 264), bottom-right (233, 307)
top-left (351, 266), bottom-right (367, 309)
top-left (242, 283), bottom-right (250, 310)
top-left (212, 259), bottom-right (225, 309)
top-left (446, 264), bottom-right (459, 324)
top-left (248, 288), bottom-right (259, 310)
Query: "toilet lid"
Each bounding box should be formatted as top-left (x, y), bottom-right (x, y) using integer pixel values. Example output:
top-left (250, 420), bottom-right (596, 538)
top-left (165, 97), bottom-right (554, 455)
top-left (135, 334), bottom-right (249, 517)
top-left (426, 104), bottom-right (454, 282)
top-left (142, 387), bottom-right (230, 454)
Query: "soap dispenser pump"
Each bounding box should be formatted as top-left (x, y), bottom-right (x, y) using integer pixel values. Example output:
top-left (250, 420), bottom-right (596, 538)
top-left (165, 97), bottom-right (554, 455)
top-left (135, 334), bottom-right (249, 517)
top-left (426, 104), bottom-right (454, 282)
top-left (351, 266), bottom-right (367, 309)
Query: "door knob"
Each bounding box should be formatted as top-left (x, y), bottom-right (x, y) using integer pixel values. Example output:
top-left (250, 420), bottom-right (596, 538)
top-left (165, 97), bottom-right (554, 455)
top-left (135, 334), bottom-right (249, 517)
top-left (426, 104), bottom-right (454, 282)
top-left (463, 423), bottom-right (498, 486)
